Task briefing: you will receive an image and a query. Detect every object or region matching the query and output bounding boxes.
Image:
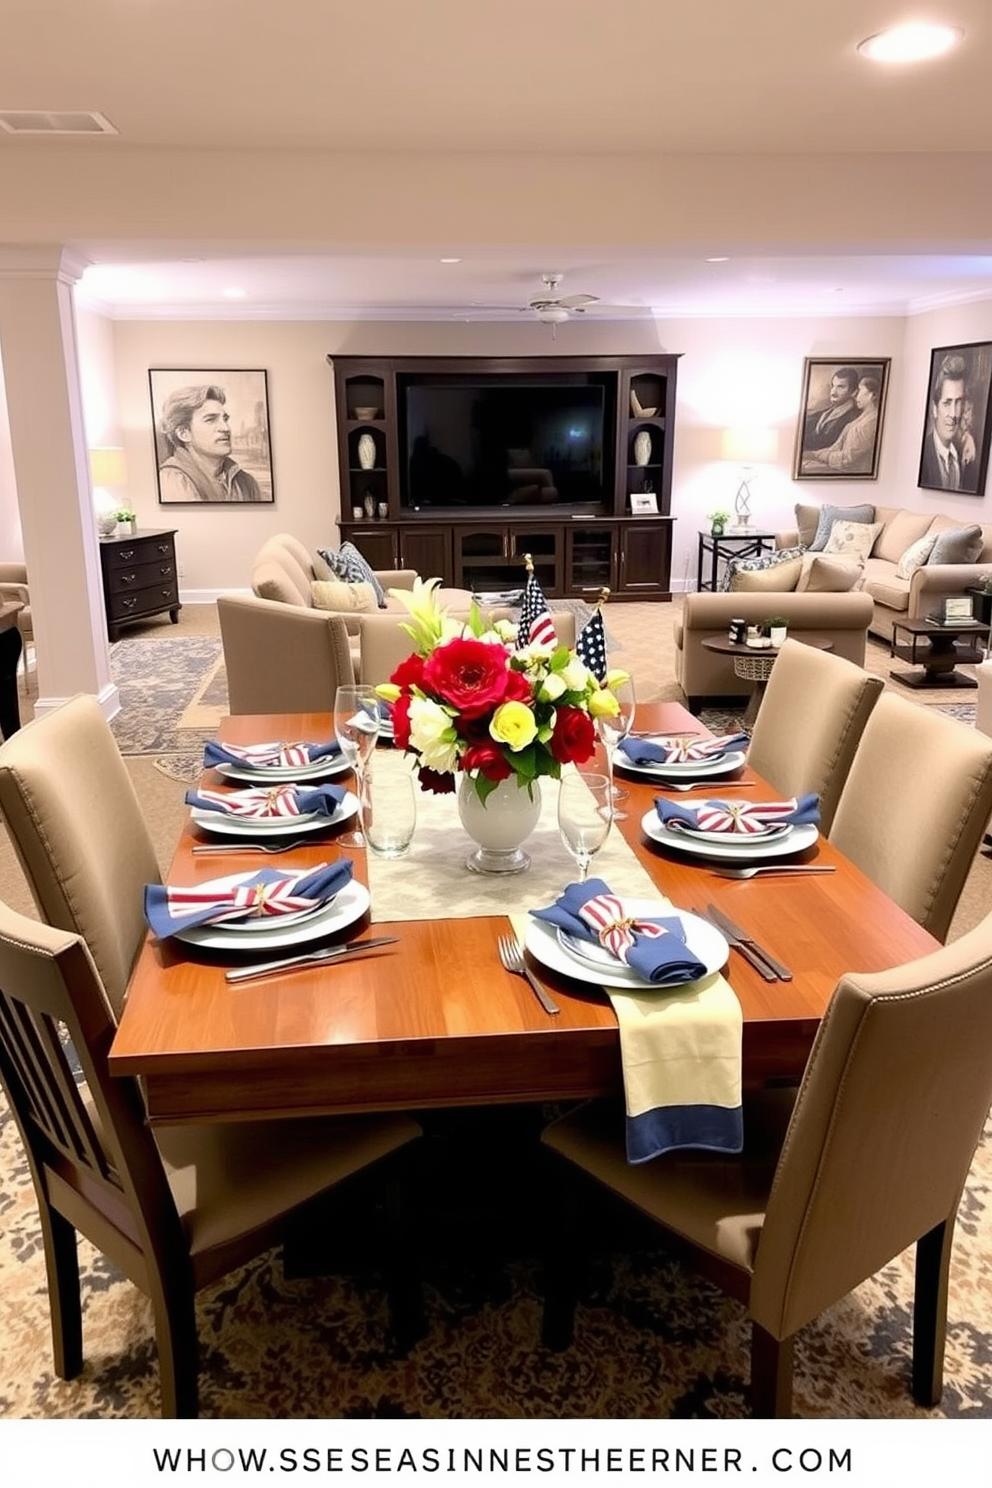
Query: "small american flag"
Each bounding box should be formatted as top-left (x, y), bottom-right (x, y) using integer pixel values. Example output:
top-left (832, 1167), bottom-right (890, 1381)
top-left (576, 608), bottom-right (608, 682)
top-left (517, 571), bottom-right (557, 648)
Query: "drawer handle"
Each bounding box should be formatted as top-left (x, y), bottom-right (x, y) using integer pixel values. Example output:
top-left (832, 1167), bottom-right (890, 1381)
top-left (160, 588), bottom-right (173, 597)
top-left (122, 597), bottom-right (138, 610)
top-left (121, 573), bottom-right (136, 584)
top-left (159, 565), bottom-right (173, 577)
top-left (119, 548), bottom-right (135, 561)
top-left (157, 544), bottom-right (170, 554)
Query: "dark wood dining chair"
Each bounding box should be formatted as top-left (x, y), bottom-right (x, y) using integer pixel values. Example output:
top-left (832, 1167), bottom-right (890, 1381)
top-left (745, 639), bottom-right (884, 833)
top-left (540, 911), bottom-right (992, 1416)
top-left (0, 899), bottom-right (421, 1418)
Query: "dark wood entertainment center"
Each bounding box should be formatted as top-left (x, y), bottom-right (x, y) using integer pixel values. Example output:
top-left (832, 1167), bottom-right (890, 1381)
top-left (329, 354), bottom-right (679, 601)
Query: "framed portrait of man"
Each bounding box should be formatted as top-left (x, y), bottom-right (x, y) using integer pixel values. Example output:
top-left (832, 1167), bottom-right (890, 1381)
top-left (917, 342), bottom-right (992, 496)
top-left (149, 369), bottom-right (274, 505)
top-left (792, 357), bottom-right (890, 480)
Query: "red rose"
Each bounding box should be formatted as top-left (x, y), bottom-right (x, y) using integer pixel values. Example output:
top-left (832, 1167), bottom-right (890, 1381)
top-left (390, 654), bottom-right (426, 691)
top-left (461, 742), bottom-right (513, 781)
top-left (391, 694), bottom-right (413, 751)
top-left (418, 766), bottom-right (456, 795)
top-left (502, 669), bottom-right (533, 703)
top-left (422, 637), bottom-right (511, 719)
top-left (550, 706), bottom-right (596, 765)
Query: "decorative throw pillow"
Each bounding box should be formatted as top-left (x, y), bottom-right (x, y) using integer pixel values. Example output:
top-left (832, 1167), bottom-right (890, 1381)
top-left (311, 549), bottom-right (336, 582)
top-left (808, 503), bottom-right (876, 553)
top-left (794, 503), bottom-right (821, 549)
top-left (927, 525), bottom-right (985, 566)
top-left (823, 520), bottom-right (883, 562)
top-left (729, 555), bottom-right (804, 593)
top-left (795, 554), bottom-right (865, 594)
top-left (317, 542), bottom-right (386, 606)
top-left (893, 533), bottom-right (937, 580)
top-left (310, 579), bottom-right (378, 613)
top-left (720, 545), bottom-right (804, 592)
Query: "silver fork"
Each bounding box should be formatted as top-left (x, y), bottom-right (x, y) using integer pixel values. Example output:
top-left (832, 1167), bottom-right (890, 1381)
top-left (713, 865), bottom-right (836, 879)
top-left (192, 841), bottom-right (328, 855)
top-left (496, 934), bottom-right (560, 1016)
top-left (663, 781), bottom-right (755, 794)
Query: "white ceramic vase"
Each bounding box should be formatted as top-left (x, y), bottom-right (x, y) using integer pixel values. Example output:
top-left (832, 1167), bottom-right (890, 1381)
top-left (457, 773), bottom-right (542, 875)
top-left (357, 432), bottom-right (376, 471)
top-left (769, 627), bottom-right (788, 648)
top-left (633, 430), bottom-right (652, 467)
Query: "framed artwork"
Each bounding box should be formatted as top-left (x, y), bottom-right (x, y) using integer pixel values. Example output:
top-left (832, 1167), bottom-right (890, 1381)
top-left (917, 341), bottom-right (992, 496)
top-left (630, 491), bottom-right (659, 514)
top-left (792, 357), bottom-right (890, 480)
top-left (149, 368), bottom-right (274, 504)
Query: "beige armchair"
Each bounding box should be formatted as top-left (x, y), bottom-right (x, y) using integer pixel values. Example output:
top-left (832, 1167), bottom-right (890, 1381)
top-left (0, 561), bottom-right (32, 693)
top-left (217, 594), bottom-right (355, 714)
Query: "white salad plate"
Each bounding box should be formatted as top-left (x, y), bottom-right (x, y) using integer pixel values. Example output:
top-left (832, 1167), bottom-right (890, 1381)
top-left (524, 902), bottom-right (728, 991)
top-left (642, 811), bottom-right (819, 862)
top-left (176, 875), bottom-right (371, 952)
top-left (614, 746), bottom-right (747, 781)
top-left (190, 790), bottom-right (358, 838)
top-left (671, 820), bottom-right (792, 845)
top-left (215, 755), bottom-right (350, 785)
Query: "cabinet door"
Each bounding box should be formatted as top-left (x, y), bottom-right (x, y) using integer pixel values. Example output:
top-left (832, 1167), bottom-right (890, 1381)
top-left (399, 526), bottom-right (452, 582)
top-left (344, 526), bottom-right (397, 570)
top-left (564, 525), bottom-right (615, 596)
top-left (617, 522), bottom-right (671, 596)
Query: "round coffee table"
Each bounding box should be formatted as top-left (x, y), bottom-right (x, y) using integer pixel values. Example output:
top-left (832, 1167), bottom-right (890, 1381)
top-left (700, 633), bottom-right (834, 728)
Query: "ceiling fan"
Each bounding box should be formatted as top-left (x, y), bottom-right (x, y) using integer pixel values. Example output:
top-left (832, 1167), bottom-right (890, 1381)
top-left (525, 272), bottom-right (600, 328)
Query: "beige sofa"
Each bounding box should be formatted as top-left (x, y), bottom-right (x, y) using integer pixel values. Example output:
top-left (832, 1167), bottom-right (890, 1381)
top-left (775, 504), bottom-right (992, 644)
top-left (674, 590), bottom-right (875, 712)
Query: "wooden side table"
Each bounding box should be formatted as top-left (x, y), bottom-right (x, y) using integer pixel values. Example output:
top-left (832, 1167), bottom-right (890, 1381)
top-left (696, 529), bottom-right (777, 592)
top-left (890, 617), bottom-right (991, 689)
top-left (700, 633), bottom-right (834, 728)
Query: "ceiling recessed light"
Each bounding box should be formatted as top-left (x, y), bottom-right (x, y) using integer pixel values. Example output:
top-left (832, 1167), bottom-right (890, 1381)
top-left (440, 257), bottom-right (462, 264)
top-left (222, 287), bottom-right (248, 299)
top-left (857, 22), bottom-right (963, 63)
top-left (706, 256), bottom-right (729, 263)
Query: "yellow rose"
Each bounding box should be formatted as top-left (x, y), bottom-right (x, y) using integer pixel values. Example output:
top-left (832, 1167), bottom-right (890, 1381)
top-left (606, 667), bottom-right (631, 688)
top-left (375, 682), bottom-right (401, 703)
top-left (490, 700), bottom-right (538, 752)
top-left (588, 688), bottom-right (620, 719)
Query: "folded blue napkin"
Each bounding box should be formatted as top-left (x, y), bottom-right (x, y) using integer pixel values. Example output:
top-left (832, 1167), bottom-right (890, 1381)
top-left (145, 860), bottom-right (353, 938)
top-left (185, 783), bottom-right (348, 819)
top-left (530, 877), bottom-right (707, 985)
top-left (621, 732), bottom-right (749, 766)
top-left (654, 792), bottom-right (820, 836)
top-left (203, 739), bottom-right (341, 770)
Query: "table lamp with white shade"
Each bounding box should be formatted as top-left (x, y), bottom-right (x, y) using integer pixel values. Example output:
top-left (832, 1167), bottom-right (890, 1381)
top-left (720, 427), bottom-right (778, 531)
top-left (89, 447), bottom-right (128, 536)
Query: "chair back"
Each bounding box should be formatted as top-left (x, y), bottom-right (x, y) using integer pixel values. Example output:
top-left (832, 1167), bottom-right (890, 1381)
top-left (752, 912), bottom-right (992, 1341)
top-left (217, 594), bottom-right (355, 713)
top-left (746, 640), bottom-right (883, 833)
top-left (0, 695), bottom-right (160, 1016)
top-left (0, 902), bottom-right (185, 1292)
top-left (829, 690), bottom-right (992, 939)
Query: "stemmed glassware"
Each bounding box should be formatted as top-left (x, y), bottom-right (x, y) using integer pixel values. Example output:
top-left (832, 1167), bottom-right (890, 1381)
top-left (332, 684), bottom-right (381, 847)
top-left (557, 773), bottom-right (613, 884)
top-left (595, 675), bottom-right (635, 821)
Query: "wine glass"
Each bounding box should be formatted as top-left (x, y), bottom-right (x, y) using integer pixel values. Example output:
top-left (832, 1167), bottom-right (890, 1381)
top-left (333, 684), bottom-right (381, 847)
top-left (595, 675), bottom-right (636, 820)
top-left (557, 773), bottom-right (613, 884)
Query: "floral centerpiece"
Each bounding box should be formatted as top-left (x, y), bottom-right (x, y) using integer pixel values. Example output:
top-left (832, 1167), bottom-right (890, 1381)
top-left (376, 580), bottom-right (626, 804)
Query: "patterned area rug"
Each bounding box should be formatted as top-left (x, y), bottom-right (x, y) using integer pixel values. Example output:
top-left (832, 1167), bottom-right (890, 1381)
top-left (109, 636), bottom-right (222, 783)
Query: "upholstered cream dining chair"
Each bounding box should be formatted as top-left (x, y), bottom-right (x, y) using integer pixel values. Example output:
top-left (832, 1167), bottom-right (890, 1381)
top-left (0, 693), bottom-right (160, 1016)
top-left (745, 639), bottom-right (884, 834)
top-left (540, 908), bottom-right (992, 1416)
top-left (217, 593), bottom-right (355, 713)
top-left (0, 898), bottom-right (421, 1418)
top-left (829, 690), bottom-right (992, 941)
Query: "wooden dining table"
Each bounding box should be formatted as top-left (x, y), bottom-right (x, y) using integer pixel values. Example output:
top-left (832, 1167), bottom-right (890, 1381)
top-left (109, 702), bottom-right (939, 1125)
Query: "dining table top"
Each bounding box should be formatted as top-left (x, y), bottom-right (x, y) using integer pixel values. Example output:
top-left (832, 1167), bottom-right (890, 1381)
top-left (109, 702), bottom-right (939, 1125)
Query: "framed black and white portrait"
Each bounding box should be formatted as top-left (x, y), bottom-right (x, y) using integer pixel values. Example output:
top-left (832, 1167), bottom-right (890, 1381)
top-left (149, 368), bottom-right (274, 505)
top-left (792, 358), bottom-right (890, 480)
top-left (917, 342), bottom-right (992, 496)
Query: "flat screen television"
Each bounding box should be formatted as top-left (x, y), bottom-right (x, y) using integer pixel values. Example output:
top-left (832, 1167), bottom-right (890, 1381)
top-left (398, 372), bottom-right (614, 512)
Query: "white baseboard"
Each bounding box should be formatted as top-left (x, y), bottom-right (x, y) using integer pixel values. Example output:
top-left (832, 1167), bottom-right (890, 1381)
top-left (179, 587), bottom-right (251, 605)
top-left (32, 680), bottom-right (121, 723)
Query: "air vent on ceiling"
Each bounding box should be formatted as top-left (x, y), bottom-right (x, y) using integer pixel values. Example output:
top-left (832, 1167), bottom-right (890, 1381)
top-left (0, 110), bottom-right (117, 135)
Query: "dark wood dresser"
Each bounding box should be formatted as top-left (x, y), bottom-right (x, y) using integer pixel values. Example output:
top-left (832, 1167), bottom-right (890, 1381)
top-left (98, 528), bottom-right (182, 641)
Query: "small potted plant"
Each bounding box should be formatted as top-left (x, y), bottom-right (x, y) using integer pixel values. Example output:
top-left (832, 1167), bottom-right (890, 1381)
top-left (761, 615), bottom-right (789, 647)
top-left (116, 508), bottom-right (136, 536)
top-left (707, 508), bottom-right (731, 537)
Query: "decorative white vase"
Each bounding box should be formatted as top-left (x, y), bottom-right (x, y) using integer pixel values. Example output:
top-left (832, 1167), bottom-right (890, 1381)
top-left (633, 430), bottom-right (652, 467)
top-left (357, 432), bottom-right (376, 471)
top-left (769, 627), bottom-right (788, 648)
top-left (457, 773), bottom-right (542, 875)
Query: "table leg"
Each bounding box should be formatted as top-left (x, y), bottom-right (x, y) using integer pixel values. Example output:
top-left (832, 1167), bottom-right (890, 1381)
top-left (0, 625), bottom-right (23, 737)
top-left (742, 680), bottom-right (764, 731)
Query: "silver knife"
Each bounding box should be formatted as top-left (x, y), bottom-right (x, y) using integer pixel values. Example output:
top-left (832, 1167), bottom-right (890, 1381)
top-left (705, 903), bottom-right (792, 982)
top-left (225, 935), bottom-right (398, 983)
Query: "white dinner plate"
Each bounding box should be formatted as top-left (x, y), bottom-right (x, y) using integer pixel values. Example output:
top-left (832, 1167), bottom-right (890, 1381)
top-left (642, 810), bottom-right (819, 861)
top-left (190, 790), bottom-right (359, 838)
top-left (207, 900), bottom-right (327, 934)
top-left (176, 875), bottom-right (371, 952)
top-left (614, 746), bottom-right (747, 781)
top-left (215, 755), bottom-right (350, 785)
top-left (671, 820), bottom-right (792, 845)
top-left (524, 902), bottom-right (728, 991)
